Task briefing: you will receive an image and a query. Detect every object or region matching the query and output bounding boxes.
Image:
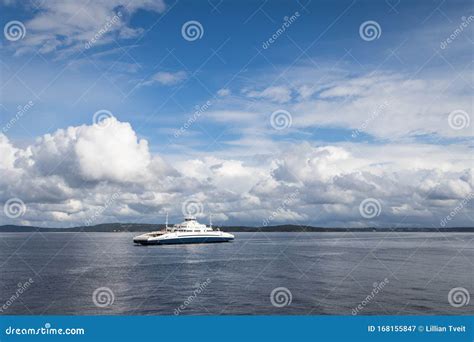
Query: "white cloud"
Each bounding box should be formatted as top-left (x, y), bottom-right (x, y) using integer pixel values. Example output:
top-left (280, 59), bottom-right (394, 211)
top-left (25, 117), bottom-right (152, 184)
top-left (141, 71), bottom-right (187, 86)
top-left (0, 135), bottom-right (18, 169)
top-left (217, 88), bottom-right (231, 97)
top-left (0, 119), bottom-right (472, 228)
top-left (245, 86), bottom-right (292, 103)
top-left (207, 70), bottom-right (473, 140)
top-left (75, 118), bottom-right (151, 182)
top-left (5, 0), bottom-right (167, 57)
top-left (293, 73), bottom-right (472, 139)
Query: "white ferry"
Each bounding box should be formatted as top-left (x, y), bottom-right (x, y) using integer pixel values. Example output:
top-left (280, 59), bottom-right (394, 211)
top-left (133, 214), bottom-right (234, 245)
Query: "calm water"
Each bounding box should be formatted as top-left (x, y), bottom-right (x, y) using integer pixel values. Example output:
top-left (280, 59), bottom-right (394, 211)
top-left (0, 232), bottom-right (472, 315)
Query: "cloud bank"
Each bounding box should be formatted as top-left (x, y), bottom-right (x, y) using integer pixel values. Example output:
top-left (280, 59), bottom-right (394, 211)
top-left (1, 117), bottom-right (472, 228)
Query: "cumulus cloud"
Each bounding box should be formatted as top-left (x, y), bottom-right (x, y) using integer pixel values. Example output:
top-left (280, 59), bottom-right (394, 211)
top-left (0, 119), bottom-right (472, 228)
top-left (27, 118), bottom-right (151, 184)
top-left (0, 134), bottom-right (17, 169)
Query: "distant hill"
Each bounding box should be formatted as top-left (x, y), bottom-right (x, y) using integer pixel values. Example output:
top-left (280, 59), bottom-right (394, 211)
top-left (0, 223), bottom-right (473, 233)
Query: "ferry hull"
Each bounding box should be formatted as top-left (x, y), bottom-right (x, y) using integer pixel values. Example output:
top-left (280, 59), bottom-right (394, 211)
top-left (134, 236), bottom-right (234, 245)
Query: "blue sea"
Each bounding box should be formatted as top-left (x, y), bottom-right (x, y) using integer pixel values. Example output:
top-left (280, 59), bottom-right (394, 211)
top-left (0, 232), bottom-right (472, 315)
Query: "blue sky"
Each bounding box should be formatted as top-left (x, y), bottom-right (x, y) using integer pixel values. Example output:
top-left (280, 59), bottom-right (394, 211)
top-left (1, 0), bottom-right (471, 147)
top-left (0, 0), bottom-right (472, 227)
